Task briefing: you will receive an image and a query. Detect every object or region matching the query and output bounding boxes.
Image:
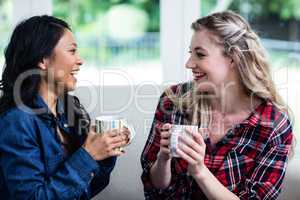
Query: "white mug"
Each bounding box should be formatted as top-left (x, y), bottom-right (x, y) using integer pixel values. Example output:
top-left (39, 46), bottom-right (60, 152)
top-left (95, 115), bottom-right (136, 145)
top-left (170, 125), bottom-right (199, 157)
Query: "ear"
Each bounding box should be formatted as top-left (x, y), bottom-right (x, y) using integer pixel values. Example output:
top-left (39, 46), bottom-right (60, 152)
top-left (37, 58), bottom-right (49, 70)
top-left (229, 58), bottom-right (235, 69)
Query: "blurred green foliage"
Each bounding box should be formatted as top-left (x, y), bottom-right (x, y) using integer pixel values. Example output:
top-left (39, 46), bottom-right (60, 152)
top-left (0, 0), bottom-right (12, 52)
top-left (229, 0), bottom-right (300, 20)
top-left (53, 0), bottom-right (159, 32)
top-left (52, 0), bottom-right (160, 66)
top-left (202, 0), bottom-right (300, 20)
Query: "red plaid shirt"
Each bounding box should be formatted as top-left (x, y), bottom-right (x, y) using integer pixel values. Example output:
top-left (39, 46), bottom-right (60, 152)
top-left (140, 82), bottom-right (293, 200)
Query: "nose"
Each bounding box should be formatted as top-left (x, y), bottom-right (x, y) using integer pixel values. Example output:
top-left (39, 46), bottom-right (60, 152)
top-left (77, 54), bottom-right (83, 66)
top-left (185, 56), bottom-right (196, 69)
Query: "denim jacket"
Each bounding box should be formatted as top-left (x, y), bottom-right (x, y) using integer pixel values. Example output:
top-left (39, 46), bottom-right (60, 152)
top-left (0, 95), bottom-right (116, 200)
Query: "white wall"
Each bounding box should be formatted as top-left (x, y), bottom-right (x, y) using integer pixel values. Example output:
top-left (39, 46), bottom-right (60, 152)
top-left (160, 0), bottom-right (200, 84)
top-left (12, 0), bottom-right (52, 26)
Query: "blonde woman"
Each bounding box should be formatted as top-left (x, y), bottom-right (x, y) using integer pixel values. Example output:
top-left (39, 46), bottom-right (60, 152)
top-left (141, 11), bottom-right (293, 200)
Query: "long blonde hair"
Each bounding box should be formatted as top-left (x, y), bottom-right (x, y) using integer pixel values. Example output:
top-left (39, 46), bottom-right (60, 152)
top-left (166, 10), bottom-right (290, 128)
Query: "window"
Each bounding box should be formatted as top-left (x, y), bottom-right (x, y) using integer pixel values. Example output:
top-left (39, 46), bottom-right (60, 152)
top-left (53, 0), bottom-right (161, 85)
top-left (0, 0), bottom-right (12, 73)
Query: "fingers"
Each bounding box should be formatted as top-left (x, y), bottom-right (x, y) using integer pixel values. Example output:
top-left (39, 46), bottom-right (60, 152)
top-left (109, 128), bottom-right (130, 137)
top-left (179, 134), bottom-right (203, 155)
top-left (160, 130), bottom-right (171, 139)
top-left (160, 147), bottom-right (170, 155)
top-left (120, 128), bottom-right (130, 143)
top-left (104, 135), bottom-right (127, 155)
top-left (157, 124), bottom-right (172, 159)
top-left (160, 123), bottom-right (171, 149)
top-left (176, 148), bottom-right (198, 165)
top-left (103, 129), bottom-right (127, 141)
top-left (109, 134), bottom-right (127, 144)
top-left (111, 140), bottom-right (128, 149)
top-left (177, 142), bottom-right (202, 163)
top-left (108, 149), bottom-right (124, 157)
top-left (120, 127), bottom-right (130, 134)
top-left (197, 128), bottom-right (206, 146)
top-left (160, 138), bottom-right (170, 146)
top-left (177, 134), bottom-right (205, 165)
top-left (185, 128), bottom-right (206, 147)
top-left (161, 123), bottom-right (172, 131)
top-left (104, 129), bottom-right (119, 137)
top-left (160, 128), bottom-right (171, 150)
top-left (177, 128), bottom-right (206, 164)
top-left (96, 129), bottom-right (129, 148)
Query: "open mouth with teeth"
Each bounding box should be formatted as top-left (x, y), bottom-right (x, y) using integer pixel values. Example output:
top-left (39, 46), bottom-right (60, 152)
top-left (193, 71), bottom-right (207, 80)
top-left (70, 70), bottom-right (79, 80)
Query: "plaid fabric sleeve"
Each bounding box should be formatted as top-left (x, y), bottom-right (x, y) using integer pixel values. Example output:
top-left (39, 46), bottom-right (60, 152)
top-left (140, 87), bottom-right (184, 199)
top-left (239, 113), bottom-right (293, 200)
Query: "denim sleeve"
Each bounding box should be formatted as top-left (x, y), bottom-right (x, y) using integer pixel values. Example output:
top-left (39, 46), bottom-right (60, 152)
top-left (89, 157), bottom-right (117, 197)
top-left (97, 156), bottom-right (117, 176)
top-left (0, 112), bottom-right (106, 200)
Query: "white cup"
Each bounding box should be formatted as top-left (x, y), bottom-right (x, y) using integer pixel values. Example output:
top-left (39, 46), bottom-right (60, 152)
top-left (95, 115), bottom-right (136, 149)
top-left (170, 125), bottom-right (199, 157)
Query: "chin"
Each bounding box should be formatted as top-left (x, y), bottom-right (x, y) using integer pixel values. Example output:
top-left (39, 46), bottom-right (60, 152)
top-left (65, 82), bottom-right (76, 92)
top-left (67, 85), bottom-right (76, 92)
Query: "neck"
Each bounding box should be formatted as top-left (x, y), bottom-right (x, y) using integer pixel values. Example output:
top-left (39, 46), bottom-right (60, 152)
top-left (39, 80), bottom-right (59, 116)
top-left (210, 82), bottom-right (256, 115)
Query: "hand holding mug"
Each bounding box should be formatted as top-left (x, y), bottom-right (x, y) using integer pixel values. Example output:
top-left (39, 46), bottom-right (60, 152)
top-left (82, 127), bottom-right (129, 161)
top-left (158, 123), bottom-right (172, 161)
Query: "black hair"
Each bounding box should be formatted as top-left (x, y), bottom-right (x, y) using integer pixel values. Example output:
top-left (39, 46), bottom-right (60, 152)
top-left (0, 15), bottom-right (70, 112)
top-left (0, 15), bottom-right (90, 136)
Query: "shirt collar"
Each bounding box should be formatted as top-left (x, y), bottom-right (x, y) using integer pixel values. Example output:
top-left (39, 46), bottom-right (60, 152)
top-left (242, 100), bottom-right (275, 128)
top-left (33, 94), bottom-right (65, 118)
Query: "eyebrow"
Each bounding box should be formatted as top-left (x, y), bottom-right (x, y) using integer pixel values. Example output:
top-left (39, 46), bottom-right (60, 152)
top-left (191, 46), bottom-right (208, 53)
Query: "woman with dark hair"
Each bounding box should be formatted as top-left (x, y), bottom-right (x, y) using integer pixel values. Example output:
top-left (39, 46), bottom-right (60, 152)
top-left (0, 15), bottom-right (130, 199)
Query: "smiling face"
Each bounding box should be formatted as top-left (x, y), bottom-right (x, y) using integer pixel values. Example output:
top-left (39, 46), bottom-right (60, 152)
top-left (185, 29), bottom-right (236, 93)
top-left (42, 29), bottom-right (83, 94)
